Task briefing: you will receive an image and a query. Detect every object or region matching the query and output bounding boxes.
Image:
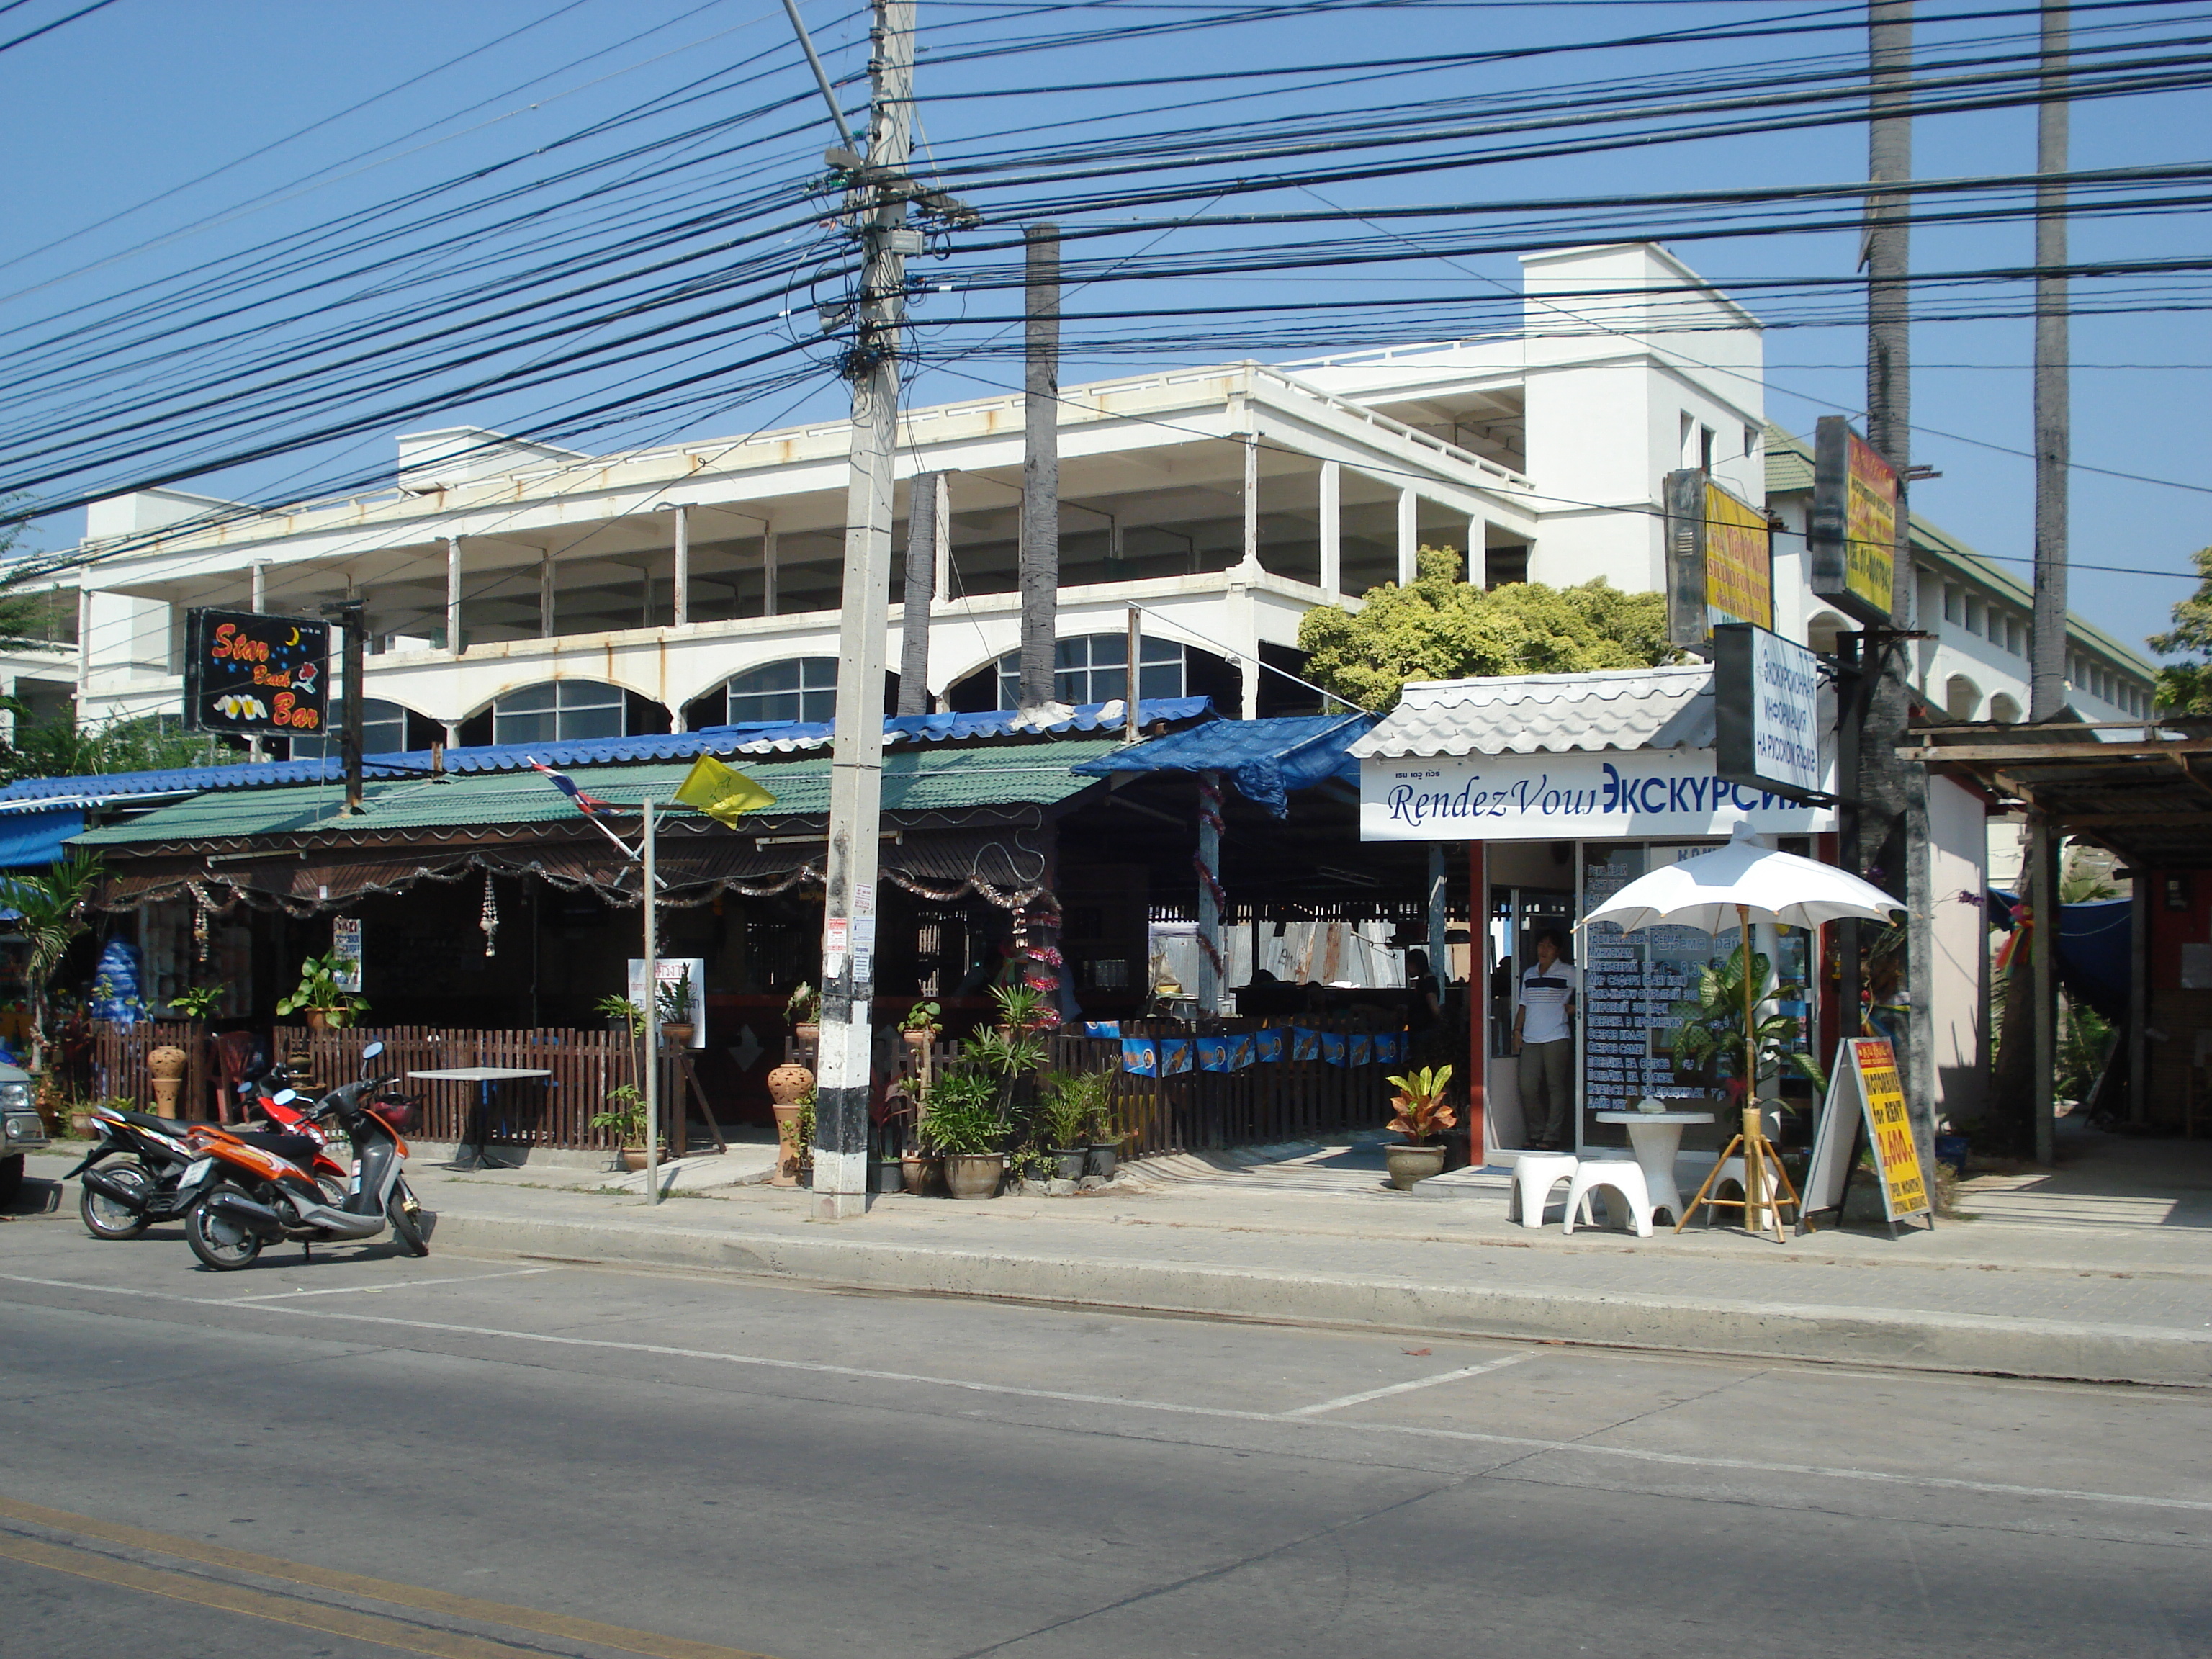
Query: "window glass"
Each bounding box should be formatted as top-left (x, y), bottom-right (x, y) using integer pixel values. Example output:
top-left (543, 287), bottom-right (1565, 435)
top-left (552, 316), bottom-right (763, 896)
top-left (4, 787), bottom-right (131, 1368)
top-left (994, 635), bottom-right (1184, 709)
top-left (491, 680), bottom-right (626, 745)
top-left (723, 658), bottom-right (837, 724)
top-left (289, 699), bottom-right (410, 757)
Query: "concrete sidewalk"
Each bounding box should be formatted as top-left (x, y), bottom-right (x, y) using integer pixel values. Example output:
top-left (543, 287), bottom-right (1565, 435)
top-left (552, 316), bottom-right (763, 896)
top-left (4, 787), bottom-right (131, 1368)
top-left (19, 1120), bottom-right (2210, 1387)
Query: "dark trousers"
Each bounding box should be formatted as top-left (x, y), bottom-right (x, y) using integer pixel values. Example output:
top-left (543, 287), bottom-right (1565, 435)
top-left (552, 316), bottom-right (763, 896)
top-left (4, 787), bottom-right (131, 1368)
top-left (1517, 1038), bottom-right (1573, 1146)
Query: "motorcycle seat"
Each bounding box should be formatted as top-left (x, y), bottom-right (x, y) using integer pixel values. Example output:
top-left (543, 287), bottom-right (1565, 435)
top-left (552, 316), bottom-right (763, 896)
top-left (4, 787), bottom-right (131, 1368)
top-left (115, 1109), bottom-right (215, 1135)
top-left (231, 1130), bottom-right (324, 1171)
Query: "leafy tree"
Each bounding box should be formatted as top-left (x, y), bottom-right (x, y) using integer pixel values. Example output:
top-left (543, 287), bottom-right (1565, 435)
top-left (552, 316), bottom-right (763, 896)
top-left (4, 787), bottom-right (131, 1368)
top-left (2149, 545), bottom-right (2212, 714)
top-left (9, 850), bottom-right (102, 1069)
top-left (0, 709), bottom-right (240, 786)
top-left (1297, 546), bottom-right (1678, 711)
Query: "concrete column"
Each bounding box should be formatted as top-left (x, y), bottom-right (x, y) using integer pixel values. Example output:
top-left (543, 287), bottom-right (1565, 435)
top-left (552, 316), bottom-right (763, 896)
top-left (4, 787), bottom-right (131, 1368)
top-left (539, 552), bottom-right (554, 638)
top-left (1466, 518), bottom-right (1484, 585)
top-left (1318, 462), bottom-right (1341, 595)
top-left (932, 479), bottom-right (953, 601)
top-left (762, 524), bottom-right (778, 617)
top-left (446, 537), bottom-right (462, 655)
top-left (898, 472), bottom-right (940, 717)
top-left (672, 505), bottom-right (690, 628)
top-left (1241, 431), bottom-right (1260, 571)
top-left (1396, 489), bottom-right (1417, 586)
top-left (250, 562), bottom-right (266, 612)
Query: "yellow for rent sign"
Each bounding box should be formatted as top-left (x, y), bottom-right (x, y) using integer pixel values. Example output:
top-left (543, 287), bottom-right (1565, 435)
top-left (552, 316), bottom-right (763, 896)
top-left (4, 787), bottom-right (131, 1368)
top-left (1850, 1038), bottom-right (1928, 1220)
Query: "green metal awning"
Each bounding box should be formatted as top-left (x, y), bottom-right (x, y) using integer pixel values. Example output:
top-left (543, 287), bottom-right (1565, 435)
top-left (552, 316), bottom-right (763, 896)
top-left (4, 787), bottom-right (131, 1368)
top-left (73, 739), bottom-right (1120, 850)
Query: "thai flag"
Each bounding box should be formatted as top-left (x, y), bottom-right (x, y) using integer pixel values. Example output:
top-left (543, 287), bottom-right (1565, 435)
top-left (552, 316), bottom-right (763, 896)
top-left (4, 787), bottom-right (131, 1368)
top-left (529, 759), bottom-right (611, 816)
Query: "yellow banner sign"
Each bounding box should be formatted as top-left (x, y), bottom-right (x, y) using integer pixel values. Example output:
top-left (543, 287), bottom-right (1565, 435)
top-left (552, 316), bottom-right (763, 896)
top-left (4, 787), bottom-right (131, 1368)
top-left (1850, 1037), bottom-right (1928, 1220)
top-left (1703, 479), bottom-right (1773, 630)
top-left (1843, 434), bottom-right (1897, 619)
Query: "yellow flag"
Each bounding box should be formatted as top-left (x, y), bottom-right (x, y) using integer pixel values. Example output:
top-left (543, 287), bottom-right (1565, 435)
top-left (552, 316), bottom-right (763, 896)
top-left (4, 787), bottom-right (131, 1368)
top-left (674, 753), bottom-right (777, 826)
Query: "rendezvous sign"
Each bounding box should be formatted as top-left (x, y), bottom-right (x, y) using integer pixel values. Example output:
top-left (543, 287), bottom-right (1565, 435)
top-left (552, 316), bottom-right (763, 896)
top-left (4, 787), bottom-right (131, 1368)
top-left (1359, 747), bottom-right (1835, 842)
top-left (1711, 623), bottom-right (1829, 802)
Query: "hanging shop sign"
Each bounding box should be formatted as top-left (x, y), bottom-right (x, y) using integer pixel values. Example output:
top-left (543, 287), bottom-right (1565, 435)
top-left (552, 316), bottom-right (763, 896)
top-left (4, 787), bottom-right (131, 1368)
top-left (1664, 469), bottom-right (1773, 647)
top-left (1712, 623), bottom-right (1827, 801)
top-left (1807, 415), bottom-right (1899, 626)
top-left (1359, 747), bottom-right (1835, 842)
top-left (1802, 1036), bottom-right (1932, 1233)
top-left (331, 917), bottom-right (363, 994)
top-left (182, 608), bottom-right (330, 735)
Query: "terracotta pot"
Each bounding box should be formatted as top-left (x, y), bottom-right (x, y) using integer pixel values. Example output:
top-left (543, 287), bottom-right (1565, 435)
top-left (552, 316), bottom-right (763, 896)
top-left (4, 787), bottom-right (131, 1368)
top-left (147, 1045), bottom-right (189, 1082)
top-left (619, 1146), bottom-right (654, 1172)
top-left (661, 1022), bottom-right (694, 1047)
top-left (150, 1077), bottom-right (181, 1117)
top-left (765, 1061), bottom-right (814, 1106)
top-left (942, 1152), bottom-right (1004, 1201)
top-left (793, 1022), bottom-right (820, 1048)
top-left (1385, 1142), bottom-right (1447, 1191)
top-left (770, 1100), bottom-right (806, 1187)
top-left (901, 1028), bottom-right (932, 1051)
top-left (900, 1152), bottom-right (941, 1197)
top-left (305, 1010), bottom-right (330, 1032)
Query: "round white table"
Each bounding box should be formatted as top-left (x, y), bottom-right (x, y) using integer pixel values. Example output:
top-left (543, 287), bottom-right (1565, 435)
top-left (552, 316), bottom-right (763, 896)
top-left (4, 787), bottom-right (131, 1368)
top-left (409, 1067), bottom-right (553, 1166)
top-left (1593, 1110), bottom-right (1714, 1226)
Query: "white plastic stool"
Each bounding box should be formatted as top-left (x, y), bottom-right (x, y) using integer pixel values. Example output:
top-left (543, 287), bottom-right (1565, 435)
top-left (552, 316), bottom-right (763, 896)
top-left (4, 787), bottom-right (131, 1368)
top-left (1563, 1159), bottom-right (1655, 1238)
top-left (1508, 1153), bottom-right (1578, 1229)
top-left (1707, 1158), bottom-right (1779, 1232)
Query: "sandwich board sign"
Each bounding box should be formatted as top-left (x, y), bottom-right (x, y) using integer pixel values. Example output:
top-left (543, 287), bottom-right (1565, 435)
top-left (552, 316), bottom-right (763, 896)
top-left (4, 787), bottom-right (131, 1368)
top-left (1802, 1037), bottom-right (1932, 1234)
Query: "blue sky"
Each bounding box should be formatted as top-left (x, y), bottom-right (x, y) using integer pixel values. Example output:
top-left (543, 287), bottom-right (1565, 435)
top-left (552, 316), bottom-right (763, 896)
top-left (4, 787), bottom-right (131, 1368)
top-left (4, 0), bottom-right (2207, 659)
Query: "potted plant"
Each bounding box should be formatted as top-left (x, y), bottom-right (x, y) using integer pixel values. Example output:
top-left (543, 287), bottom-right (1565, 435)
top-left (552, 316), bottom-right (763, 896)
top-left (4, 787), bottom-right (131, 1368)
top-left (1083, 1086), bottom-right (1125, 1180)
top-left (1665, 945), bottom-right (1825, 1108)
top-left (1036, 1071), bottom-right (1097, 1182)
top-left (1382, 1064), bottom-right (1457, 1189)
top-left (989, 981), bottom-right (1049, 1035)
top-left (590, 1084), bottom-right (656, 1171)
top-left (656, 968), bottom-right (695, 1046)
top-left (276, 952), bottom-right (369, 1030)
top-left (170, 985), bottom-right (224, 1022)
top-left (918, 1070), bottom-right (1005, 1199)
top-left (786, 981), bottom-right (821, 1059)
top-left (899, 999), bottom-right (940, 1052)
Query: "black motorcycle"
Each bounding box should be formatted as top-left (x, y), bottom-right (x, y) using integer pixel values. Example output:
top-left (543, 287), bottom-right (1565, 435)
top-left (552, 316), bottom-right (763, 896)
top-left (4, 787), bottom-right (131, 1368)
top-left (68, 1100), bottom-right (338, 1241)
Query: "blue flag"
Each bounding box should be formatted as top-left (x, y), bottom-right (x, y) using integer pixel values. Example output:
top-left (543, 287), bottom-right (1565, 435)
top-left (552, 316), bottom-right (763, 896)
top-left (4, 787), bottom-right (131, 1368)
top-left (1120, 1038), bottom-right (1157, 1076)
top-left (1254, 1028), bottom-right (1286, 1064)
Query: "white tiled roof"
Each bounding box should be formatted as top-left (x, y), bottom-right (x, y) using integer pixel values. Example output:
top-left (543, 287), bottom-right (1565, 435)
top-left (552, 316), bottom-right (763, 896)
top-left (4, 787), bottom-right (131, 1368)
top-left (1347, 666), bottom-right (1715, 757)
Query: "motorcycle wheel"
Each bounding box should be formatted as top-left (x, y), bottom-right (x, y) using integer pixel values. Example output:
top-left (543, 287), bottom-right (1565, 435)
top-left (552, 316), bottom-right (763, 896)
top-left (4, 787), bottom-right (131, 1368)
top-left (387, 1185), bottom-right (430, 1257)
top-left (317, 1174), bottom-right (349, 1208)
top-left (79, 1160), bottom-right (152, 1240)
top-left (186, 1184), bottom-right (264, 1272)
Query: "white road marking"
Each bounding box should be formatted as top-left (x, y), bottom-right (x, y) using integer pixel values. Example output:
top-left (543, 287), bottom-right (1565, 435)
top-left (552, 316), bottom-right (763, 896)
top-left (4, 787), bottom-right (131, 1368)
top-left (1283, 1352), bottom-right (1534, 1416)
top-left (4, 1272), bottom-right (2207, 1516)
top-left (225, 1268), bottom-right (555, 1303)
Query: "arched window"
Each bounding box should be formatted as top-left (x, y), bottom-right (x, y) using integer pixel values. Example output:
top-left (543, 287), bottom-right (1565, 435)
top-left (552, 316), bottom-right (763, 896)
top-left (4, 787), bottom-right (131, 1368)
top-left (493, 680), bottom-right (627, 745)
top-left (288, 698), bottom-right (416, 757)
top-left (994, 635), bottom-right (1184, 709)
top-left (1987, 693), bottom-right (2023, 726)
top-left (724, 657), bottom-right (838, 725)
top-left (1943, 676), bottom-right (1981, 721)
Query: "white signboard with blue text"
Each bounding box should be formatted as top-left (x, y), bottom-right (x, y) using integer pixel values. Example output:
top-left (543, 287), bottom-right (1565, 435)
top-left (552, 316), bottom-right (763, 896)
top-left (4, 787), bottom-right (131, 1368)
top-left (1360, 747), bottom-right (1837, 841)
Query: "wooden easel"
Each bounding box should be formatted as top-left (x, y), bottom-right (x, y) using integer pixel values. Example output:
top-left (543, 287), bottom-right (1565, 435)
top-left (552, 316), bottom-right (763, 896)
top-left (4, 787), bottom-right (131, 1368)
top-left (663, 1049), bottom-right (725, 1158)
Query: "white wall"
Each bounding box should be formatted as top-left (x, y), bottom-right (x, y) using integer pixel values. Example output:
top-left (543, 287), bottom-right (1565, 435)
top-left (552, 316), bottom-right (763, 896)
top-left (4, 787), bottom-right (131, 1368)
top-left (1929, 773), bottom-right (1991, 1126)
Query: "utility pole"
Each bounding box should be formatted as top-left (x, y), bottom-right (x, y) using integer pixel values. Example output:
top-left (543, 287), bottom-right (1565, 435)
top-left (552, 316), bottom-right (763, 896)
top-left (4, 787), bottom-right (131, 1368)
top-left (2029, 0), bottom-right (2071, 1164)
top-left (642, 797), bottom-right (661, 1207)
top-left (1859, 0), bottom-right (1938, 1176)
top-left (814, 0), bottom-right (918, 1220)
top-left (1017, 225), bottom-right (1061, 712)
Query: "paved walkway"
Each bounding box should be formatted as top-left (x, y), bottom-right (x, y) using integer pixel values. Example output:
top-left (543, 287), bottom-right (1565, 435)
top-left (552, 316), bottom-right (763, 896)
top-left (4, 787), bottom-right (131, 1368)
top-left (17, 1117), bottom-right (2210, 1384)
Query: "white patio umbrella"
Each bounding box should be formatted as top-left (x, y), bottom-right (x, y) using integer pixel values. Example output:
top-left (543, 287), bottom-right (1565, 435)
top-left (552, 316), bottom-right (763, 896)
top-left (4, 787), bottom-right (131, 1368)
top-left (1580, 822), bottom-right (1902, 1236)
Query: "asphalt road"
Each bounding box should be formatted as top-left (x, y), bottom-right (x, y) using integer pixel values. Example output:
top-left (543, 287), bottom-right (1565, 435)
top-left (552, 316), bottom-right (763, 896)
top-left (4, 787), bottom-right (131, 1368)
top-left (1, 1196), bottom-right (2206, 1659)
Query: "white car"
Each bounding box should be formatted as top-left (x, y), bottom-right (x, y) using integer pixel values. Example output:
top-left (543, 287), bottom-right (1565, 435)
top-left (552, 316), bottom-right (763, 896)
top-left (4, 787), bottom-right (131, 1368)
top-left (0, 1061), bottom-right (47, 1204)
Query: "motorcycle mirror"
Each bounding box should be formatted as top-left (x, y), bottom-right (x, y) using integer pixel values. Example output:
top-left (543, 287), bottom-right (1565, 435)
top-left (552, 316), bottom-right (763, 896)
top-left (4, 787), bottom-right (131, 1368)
top-left (236, 1079), bottom-right (253, 1093)
top-left (361, 1040), bottom-right (386, 1062)
top-left (273, 1089), bottom-right (297, 1105)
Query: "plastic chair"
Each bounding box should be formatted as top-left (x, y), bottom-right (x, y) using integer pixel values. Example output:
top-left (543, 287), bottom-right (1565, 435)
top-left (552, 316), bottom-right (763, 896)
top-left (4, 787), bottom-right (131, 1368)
top-left (1563, 1159), bottom-right (1655, 1238)
top-left (1508, 1153), bottom-right (1578, 1229)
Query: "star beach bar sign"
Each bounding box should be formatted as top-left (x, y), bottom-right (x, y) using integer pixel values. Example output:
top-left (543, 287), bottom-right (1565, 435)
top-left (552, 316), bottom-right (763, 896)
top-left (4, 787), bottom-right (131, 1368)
top-left (183, 608), bottom-right (331, 735)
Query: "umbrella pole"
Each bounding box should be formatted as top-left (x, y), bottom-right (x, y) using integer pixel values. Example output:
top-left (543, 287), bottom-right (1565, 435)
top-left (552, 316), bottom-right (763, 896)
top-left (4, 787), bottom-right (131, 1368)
top-left (1740, 904), bottom-right (1763, 1231)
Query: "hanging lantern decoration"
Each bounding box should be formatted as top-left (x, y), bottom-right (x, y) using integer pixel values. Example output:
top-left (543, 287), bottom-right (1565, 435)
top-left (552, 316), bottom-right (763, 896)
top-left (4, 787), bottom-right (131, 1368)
top-left (480, 871), bottom-right (499, 957)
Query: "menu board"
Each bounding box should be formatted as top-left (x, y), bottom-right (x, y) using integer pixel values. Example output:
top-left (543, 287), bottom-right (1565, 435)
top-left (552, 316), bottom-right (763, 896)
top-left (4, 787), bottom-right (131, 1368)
top-left (1580, 845), bottom-right (1725, 1123)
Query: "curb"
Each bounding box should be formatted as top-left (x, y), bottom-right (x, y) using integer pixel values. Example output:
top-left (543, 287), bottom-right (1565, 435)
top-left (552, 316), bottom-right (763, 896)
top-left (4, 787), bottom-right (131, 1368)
top-left (426, 1209), bottom-right (2212, 1389)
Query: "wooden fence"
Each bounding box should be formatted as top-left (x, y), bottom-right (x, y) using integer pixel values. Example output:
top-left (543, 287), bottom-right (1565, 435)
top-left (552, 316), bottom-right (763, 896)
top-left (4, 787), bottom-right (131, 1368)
top-left (91, 1024), bottom-right (641, 1153)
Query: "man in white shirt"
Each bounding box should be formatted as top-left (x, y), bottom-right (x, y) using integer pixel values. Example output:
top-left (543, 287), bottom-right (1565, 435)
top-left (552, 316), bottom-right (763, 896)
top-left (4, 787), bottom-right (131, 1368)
top-left (1514, 930), bottom-right (1578, 1150)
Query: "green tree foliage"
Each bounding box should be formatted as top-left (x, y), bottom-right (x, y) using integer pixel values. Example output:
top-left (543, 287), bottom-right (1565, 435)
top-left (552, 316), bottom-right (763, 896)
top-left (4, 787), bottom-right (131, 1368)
top-left (0, 709), bottom-right (240, 786)
top-left (2149, 545), bottom-right (2212, 715)
top-left (1296, 546), bottom-right (1679, 711)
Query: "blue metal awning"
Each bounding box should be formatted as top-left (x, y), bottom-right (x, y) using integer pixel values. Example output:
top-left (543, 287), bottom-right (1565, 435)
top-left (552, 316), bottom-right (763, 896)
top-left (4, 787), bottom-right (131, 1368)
top-left (0, 806), bottom-right (84, 868)
top-left (1073, 713), bottom-right (1378, 817)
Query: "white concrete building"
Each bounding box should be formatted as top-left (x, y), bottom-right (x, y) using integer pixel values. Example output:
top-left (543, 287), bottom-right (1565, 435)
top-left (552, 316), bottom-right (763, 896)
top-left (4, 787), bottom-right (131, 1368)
top-left (63, 241), bottom-right (2155, 755)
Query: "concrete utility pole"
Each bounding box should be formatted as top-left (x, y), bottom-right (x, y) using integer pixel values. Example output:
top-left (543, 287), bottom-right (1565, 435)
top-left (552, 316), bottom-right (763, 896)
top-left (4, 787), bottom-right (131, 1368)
top-left (1860, 0), bottom-right (1939, 1175)
top-left (2029, 0), bottom-right (2071, 1164)
top-left (1017, 225), bottom-right (1061, 711)
top-left (898, 472), bottom-right (944, 716)
top-left (815, 0), bottom-right (918, 1220)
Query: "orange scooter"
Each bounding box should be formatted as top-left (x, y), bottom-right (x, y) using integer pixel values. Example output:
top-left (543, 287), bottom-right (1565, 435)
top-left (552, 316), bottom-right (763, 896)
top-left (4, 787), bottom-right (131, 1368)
top-left (186, 1042), bottom-right (431, 1272)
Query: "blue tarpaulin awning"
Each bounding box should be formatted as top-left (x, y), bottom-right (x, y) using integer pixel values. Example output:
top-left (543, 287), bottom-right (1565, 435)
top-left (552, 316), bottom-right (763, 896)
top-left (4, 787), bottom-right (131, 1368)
top-left (0, 806), bottom-right (83, 868)
top-left (1072, 713), bottom-right (1379, 817)
top-left (1990, 889), bottom-right (2131, 1020)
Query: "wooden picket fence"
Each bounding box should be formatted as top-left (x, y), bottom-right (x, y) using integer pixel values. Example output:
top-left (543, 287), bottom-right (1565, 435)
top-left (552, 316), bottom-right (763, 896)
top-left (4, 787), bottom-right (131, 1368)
top-left (91, 1023), bottom-right (641, 1152)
